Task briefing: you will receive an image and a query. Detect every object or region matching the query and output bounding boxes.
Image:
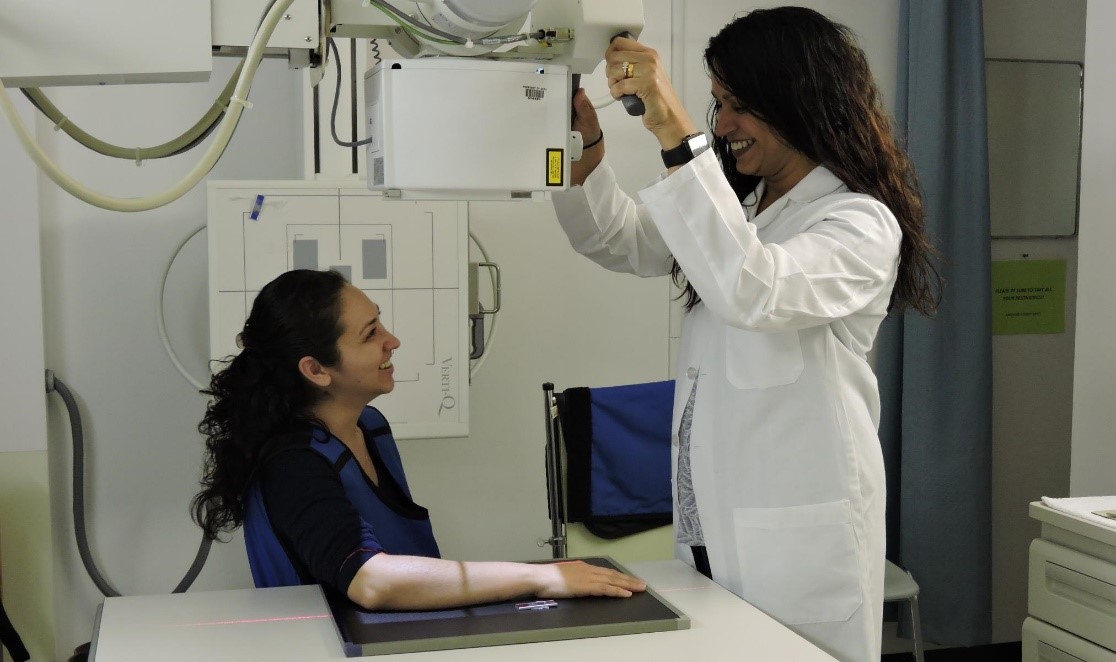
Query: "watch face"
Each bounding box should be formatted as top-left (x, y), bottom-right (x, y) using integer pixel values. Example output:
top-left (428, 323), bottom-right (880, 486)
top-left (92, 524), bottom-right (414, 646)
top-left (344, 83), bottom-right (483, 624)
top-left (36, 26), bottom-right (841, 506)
top-left (687, 133), bottom-right (709, 153)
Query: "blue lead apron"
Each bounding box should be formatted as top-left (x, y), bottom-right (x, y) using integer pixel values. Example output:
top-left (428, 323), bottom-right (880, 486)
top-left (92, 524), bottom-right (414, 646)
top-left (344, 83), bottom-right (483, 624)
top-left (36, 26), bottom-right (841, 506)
top-left (244, 407), bottom-right (440, 589)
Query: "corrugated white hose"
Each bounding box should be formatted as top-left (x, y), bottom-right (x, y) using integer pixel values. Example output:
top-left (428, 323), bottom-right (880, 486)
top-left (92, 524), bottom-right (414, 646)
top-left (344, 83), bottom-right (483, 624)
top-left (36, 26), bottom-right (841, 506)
top-left (0, 0), bottom-right (295, 212)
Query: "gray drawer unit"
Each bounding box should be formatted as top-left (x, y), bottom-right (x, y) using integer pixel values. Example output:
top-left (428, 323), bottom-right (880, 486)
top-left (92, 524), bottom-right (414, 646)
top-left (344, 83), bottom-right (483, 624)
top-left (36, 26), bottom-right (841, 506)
top-left (1028, 502), bottom-right (1116, 661)
top-left (1023, 618), bottom-right (1116, 662)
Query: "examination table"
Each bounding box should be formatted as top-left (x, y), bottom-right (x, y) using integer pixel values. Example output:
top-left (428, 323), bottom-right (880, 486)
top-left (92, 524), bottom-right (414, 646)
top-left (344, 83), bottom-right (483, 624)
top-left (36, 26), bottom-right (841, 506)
top-left (88, 560), bottom-right (836, 660)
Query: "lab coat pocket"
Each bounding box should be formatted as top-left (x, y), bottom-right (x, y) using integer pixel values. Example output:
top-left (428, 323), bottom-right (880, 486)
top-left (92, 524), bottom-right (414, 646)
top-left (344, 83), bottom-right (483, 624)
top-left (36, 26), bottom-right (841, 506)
top-left (724, 327), bottom-right (804, 389)
top-left (732, 500), bottom-right (864, 625)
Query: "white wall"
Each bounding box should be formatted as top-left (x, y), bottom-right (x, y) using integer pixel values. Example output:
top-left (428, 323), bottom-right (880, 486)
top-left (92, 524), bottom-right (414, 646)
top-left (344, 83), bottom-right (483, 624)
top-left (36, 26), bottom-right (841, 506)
top-left (1071, 0), bottom-right (1116, 496)
top-left (983, 0), bottom-right (1085, 644)
top-left (0, 86), bottom-right (48, 452)
top-left (0, 89), bottom-right (53, 662)
top-left (34, 57), bottom-right (304, 658)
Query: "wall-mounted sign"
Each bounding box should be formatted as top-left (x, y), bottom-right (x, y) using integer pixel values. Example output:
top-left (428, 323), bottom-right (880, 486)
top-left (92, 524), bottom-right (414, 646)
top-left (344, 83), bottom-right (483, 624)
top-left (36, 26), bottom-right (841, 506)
top-left (991, 260), bottom-right (1066, 335)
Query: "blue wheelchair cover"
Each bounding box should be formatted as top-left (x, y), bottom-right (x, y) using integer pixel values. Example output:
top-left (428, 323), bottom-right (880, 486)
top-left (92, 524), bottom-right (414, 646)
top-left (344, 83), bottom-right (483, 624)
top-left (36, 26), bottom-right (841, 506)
top-left (558, 380), bottom-right (674, 538)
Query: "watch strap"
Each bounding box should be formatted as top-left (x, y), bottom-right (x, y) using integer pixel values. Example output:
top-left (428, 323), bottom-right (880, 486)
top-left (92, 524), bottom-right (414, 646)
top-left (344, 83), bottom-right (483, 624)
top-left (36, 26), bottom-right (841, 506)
top-left (661, 133), bottom-right (709, 168)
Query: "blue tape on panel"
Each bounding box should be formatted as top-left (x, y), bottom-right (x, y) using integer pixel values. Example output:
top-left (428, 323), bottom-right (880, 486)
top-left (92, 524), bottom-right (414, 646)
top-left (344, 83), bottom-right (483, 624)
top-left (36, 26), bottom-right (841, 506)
top-left (250, 194), bottom-right (265, 221)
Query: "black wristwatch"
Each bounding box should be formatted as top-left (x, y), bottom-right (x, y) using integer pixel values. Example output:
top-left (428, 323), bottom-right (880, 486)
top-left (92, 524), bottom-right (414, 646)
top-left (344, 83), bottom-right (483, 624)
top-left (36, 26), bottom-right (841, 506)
top-left (661, 132), bottom-right (709, 168)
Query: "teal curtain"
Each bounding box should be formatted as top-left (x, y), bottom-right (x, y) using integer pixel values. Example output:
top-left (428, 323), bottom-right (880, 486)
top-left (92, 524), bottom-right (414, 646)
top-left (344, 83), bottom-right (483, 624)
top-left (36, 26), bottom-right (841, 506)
top-left (877, 0), bottom-right (993, 646)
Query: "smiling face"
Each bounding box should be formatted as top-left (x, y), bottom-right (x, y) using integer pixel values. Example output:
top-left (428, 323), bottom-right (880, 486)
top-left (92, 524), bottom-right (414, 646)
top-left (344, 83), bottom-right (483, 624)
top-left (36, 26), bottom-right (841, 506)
top-left (710, 78), bottom-right (815, 194)
top-left (322, 285), bottom-right (400, 405)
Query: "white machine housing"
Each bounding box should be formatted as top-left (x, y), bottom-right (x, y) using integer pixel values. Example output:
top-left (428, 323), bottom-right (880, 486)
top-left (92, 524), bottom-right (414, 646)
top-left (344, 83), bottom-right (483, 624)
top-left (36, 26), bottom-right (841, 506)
top-left (365, 58), bottom-right (572, 199)
top-left (329, 0), bottom-right (643, 70)
top-left (0, 1), bottom-right (642, 86)
top-left (0, 0), bottom-right (325, 87)
top-left (0, 0), bottom-right (642, 200)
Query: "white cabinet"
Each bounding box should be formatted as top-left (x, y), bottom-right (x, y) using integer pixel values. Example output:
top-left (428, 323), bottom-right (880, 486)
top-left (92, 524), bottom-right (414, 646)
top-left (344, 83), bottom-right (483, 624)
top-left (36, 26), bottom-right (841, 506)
top-left (1026, 502), bottom-right (1116, 662)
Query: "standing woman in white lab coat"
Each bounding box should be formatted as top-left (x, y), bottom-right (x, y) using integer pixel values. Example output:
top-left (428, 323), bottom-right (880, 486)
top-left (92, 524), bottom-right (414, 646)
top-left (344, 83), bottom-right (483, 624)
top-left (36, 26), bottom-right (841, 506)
top-left (550, 7), bottom-right (940, 661)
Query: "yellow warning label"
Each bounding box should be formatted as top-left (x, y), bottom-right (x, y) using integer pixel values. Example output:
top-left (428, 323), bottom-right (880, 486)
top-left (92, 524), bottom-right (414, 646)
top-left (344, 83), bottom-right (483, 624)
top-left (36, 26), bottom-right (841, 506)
top-left (546, 148), bottom-right (564, 186)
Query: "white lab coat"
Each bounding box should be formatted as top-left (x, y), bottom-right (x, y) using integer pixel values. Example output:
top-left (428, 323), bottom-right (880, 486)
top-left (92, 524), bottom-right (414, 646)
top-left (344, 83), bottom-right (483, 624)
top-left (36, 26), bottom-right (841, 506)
top-left (551, 150), bottom-right (899, 662)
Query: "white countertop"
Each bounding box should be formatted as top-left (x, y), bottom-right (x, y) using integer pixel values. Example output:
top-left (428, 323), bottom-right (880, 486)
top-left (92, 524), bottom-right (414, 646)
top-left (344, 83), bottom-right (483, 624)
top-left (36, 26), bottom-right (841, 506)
top-left (1031, 500), bottom-right (1116, 548)
top-left (89, 584), bottom-right (348, 661)
top-left (91, 560), bottom-right (835, 661)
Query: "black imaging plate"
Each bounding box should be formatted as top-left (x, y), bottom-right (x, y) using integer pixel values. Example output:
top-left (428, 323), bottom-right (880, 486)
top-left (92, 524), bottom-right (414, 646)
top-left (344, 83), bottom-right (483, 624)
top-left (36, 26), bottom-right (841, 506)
top-left (336, 556), bottom-right (689, 656)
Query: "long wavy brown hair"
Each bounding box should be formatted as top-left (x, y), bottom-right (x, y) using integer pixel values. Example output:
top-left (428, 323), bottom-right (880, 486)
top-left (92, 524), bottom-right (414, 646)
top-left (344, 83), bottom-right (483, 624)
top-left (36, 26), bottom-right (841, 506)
top-left (192, 269), bottom-right (348, 541)
top-left (672, 6), bottom-right (940, 315)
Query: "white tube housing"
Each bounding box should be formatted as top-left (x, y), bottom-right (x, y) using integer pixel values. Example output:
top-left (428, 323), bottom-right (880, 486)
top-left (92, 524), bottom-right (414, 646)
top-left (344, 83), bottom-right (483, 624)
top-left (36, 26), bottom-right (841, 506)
top-left (427, 0), bottom-right (539, 38)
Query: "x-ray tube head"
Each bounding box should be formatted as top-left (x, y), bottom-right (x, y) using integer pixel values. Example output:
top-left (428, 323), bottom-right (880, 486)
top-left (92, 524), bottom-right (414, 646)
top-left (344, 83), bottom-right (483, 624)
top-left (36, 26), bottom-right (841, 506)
top-left (365, 57), bottom-right (571, 199)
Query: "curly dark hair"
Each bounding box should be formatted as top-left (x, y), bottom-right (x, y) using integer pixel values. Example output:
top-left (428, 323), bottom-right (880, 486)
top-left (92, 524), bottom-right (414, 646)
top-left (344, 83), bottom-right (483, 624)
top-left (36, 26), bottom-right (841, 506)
top-left (192, 269), bottom-right (349, 541)
top-left (672, 6), bottom-right (941, 316)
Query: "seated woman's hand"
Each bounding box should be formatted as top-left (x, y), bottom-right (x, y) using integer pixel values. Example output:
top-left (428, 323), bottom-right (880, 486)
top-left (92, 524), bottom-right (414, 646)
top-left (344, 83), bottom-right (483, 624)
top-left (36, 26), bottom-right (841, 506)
top-left (534, 560), bottom-right (647, 599)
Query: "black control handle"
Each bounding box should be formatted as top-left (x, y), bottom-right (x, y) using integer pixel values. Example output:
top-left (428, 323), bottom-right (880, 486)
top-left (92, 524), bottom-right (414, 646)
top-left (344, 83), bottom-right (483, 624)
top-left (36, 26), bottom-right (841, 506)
top-left (611, 31), bottom-right (645, 117)
top-left (571, 73), bottom-right (583, 125)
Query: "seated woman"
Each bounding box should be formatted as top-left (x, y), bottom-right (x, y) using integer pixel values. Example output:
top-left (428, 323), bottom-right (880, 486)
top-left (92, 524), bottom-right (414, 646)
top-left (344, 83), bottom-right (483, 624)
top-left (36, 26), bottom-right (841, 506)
top-left (192, 269), bottom-right (645, 610)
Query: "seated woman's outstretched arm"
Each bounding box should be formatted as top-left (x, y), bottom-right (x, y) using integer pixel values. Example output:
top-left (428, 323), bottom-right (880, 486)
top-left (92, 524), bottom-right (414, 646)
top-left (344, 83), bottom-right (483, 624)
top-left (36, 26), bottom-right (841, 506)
top-left (348, 555), bottom-right (646, 611)
top-left (261, 446), bottom-right (645, 611)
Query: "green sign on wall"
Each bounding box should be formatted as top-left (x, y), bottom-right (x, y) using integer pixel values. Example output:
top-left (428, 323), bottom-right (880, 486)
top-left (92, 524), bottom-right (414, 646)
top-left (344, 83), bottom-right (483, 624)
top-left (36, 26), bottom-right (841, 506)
top-left (991, 260), bottom-right (1066, 335)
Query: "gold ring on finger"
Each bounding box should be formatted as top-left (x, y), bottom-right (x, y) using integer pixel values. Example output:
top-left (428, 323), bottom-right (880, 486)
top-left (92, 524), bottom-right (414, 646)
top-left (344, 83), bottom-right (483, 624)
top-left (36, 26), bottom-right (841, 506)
top-left (622, 61), bottom-right (635, 79)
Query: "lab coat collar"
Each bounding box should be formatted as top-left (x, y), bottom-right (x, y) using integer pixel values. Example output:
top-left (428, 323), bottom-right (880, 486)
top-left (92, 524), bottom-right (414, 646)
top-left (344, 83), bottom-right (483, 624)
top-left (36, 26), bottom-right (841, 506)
top-left (744, 166), bottom-right (847, 229)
